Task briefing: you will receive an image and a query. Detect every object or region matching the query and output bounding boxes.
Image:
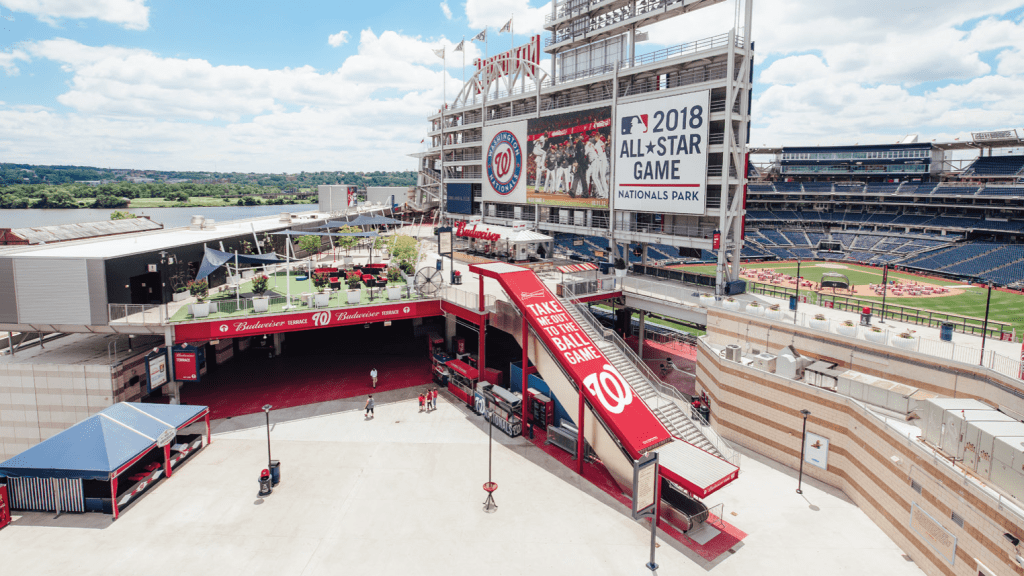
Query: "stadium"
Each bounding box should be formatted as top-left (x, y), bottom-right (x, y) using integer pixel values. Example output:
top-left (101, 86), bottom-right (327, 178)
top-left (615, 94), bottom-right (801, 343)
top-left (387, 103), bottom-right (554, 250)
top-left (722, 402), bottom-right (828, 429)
top-left (1, 1), bottom-right (1023, 576)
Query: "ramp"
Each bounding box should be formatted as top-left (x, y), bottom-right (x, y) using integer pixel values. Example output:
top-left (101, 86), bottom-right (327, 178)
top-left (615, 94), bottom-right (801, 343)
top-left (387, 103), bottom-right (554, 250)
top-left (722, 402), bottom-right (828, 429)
top-left (472, 262), bottom-right (738, 498)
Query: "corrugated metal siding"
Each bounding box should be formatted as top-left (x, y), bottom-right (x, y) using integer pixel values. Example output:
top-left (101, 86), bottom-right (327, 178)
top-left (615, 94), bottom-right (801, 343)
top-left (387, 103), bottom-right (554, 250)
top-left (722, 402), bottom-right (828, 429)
top-left (11, 218), bottom-right (162, 244)
top-left (0, 257), bottom-right (17, 323)
top-left (7, 478), bottom-right (84, 512)
top-left (86, 259), bottom-right (108, 325)
top-left (14, 258), bottom-right (92, 325)
top-left (656, 439), bottom-right (738, 493)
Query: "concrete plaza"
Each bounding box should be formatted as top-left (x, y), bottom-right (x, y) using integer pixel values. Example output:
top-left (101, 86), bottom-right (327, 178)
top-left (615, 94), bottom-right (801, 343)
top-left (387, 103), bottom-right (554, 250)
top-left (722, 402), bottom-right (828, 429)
top-left (0, 386), bottom-right (924, 576)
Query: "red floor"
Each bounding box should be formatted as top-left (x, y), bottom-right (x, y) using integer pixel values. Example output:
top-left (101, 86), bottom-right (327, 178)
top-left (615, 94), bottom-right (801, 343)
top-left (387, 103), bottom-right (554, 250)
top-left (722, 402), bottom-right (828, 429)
top-left (180, 351), bottom-right (433, 420)
top-left (524, 423), bottom-right (746, 562)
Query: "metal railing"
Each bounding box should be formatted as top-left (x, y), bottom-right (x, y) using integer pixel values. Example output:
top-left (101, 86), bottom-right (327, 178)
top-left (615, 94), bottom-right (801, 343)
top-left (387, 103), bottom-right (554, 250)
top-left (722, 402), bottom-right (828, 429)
top-left (439, 286), bottom-right (496, 312)
top-left (621, 276), bottom-right (703, 309)
top-left (108, 304), bottom-right (165, 324)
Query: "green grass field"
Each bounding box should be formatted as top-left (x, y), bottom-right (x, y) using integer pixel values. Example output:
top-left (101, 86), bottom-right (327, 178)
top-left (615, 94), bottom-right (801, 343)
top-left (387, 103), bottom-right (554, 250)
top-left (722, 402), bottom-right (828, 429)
top-left (677, 261), bottom-right (1024, 335)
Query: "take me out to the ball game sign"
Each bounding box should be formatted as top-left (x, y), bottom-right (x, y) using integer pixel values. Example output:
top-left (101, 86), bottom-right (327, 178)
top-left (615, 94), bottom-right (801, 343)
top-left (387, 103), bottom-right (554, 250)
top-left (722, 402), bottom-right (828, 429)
top-left (614, 90), bottom-right (710, 215)
top-left (482, 121), bottom-right (528, 203)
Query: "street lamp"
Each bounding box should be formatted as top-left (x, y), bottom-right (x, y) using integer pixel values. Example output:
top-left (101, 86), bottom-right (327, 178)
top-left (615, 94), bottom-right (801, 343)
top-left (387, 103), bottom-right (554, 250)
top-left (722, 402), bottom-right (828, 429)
top-left (482, 394), bottom-right (498, 513)
top-left (796, 409), bottom-right (811, 494)
top-left (262, 404), bottom-right (273, 471)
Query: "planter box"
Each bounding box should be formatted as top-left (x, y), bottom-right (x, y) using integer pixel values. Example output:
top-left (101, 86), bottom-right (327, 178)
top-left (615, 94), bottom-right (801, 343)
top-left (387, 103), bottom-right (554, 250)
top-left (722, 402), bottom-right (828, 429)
top-left (745, 303), bottom-right (764, 316)
top-left (836, 323), bottom-right (858, 338)
top-left (892, 334), bottom-right (918, 350)
top-left (865, 329), bottom-right (887, 343)
top-left (699, 294), bottom-right (716, 308)
top-left (347, 289), bottom-right (361, 304)
top-left (253, 297), bottom-right (270, 313)
top-left (190, 302), bottom-right (211, 318)
top-left (241, 270), bottom-right (255, 280)
top-left (809, 317), bottom-right (829, 332)
top-left (172, 291), bottom-right (189, 302)
top-left (765, 307), bottom-right (783, 320)
top-left (387, 286), bottom-right (402, 301)
top-left (314, 292), bottom-right (330, 308)
top-left (723, 299), bottom-right (740, 311)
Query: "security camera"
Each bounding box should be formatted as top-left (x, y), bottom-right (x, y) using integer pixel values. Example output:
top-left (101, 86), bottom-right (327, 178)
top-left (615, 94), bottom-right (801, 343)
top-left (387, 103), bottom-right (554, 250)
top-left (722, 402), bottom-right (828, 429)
top-left (1006, 533), bottom-right (1020, 547)
top-left (1016, 554), bottom-right (1023, 568)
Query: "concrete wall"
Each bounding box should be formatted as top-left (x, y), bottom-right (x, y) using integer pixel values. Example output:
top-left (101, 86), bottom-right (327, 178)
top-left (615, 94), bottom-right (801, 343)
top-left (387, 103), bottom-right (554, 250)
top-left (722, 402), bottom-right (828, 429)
top-left (697, 308), bottom-right (1024, 576)
top-left (0, 363), bottom-right (114, 461)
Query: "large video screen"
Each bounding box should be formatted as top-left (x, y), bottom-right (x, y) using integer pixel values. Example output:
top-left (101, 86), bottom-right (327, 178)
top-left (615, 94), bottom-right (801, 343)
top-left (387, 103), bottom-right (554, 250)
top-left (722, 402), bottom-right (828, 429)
top-left (613, 90), bottom-right (710, 215)
top-left (525, 107), bottom-right (611, 208)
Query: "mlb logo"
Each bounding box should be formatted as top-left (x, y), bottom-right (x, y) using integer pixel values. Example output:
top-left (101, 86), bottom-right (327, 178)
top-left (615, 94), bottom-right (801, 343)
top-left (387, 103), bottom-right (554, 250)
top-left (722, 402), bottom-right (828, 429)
top-left (621, 115), bottom-right (648, 135)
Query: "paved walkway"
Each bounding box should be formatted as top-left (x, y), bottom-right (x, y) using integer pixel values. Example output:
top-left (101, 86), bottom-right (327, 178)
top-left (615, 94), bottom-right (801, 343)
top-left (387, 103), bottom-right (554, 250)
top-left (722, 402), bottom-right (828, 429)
top-left (0, 388), bottom-right (923, 576)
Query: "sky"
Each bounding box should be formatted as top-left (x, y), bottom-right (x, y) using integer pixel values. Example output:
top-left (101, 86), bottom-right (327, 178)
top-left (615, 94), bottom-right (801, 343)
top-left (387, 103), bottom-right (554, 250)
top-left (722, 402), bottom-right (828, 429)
top-left (0, 0), bottom-right (1023, 173)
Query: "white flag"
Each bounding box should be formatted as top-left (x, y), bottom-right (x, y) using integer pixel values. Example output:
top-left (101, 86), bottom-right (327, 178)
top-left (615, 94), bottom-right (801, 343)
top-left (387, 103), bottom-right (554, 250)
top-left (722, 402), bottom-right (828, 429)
top-left (473, 29), bottom-right (487, 42)
top-left (433, 47), bottom-right (445, 59)
top-left (453, 40), bottom-right (465, 52)
top-left (499, 18), bottom-right (512, 34)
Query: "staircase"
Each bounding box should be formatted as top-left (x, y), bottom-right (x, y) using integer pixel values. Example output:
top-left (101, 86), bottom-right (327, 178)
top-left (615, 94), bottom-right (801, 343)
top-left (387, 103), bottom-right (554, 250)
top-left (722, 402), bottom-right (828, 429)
top-left (557, 296), bottom-right (728, 461)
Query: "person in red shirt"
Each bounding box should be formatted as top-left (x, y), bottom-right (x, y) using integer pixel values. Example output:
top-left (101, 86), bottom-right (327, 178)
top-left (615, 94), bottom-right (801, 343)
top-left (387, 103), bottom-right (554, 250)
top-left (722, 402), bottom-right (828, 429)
top-left (430, 387), bottom-right (438, 411)
top-left (418, 392), bottom-right (426, 412)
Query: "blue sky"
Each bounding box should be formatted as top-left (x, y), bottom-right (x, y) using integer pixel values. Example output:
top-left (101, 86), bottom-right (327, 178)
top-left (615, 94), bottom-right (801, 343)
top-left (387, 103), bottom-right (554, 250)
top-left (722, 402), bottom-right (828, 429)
top-left (1, 0), bottom-right (1023, 172)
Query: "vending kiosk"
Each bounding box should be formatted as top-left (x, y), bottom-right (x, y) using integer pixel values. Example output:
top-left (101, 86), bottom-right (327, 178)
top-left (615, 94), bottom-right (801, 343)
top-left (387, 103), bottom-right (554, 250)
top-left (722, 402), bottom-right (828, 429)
top-left (527, 388), bottom-right (554, 429)
top-left (445, 359), bottom-right (479, 407)
top-left (432, 349), bottom-right (453, 387)
top-left (481, 384), bottom-right (523, 438)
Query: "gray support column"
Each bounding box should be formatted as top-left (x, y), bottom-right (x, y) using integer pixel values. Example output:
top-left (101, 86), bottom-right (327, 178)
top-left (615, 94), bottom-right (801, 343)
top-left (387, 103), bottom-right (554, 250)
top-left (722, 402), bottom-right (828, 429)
top-left (638, 310), bottom-right (646, 360)
top-left (273, 333), bottom-right (285, 357)
top-left (715, 29), bottom-right (737, 295)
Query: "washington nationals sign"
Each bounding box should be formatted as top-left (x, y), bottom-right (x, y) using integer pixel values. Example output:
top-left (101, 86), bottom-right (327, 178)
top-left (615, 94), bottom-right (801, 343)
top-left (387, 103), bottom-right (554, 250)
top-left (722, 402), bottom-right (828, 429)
top-left (471, 263), bottom-right (671, 458)
top-left (174, 300), bottom-right (443, 342)
top-left (482, 121), bottom-right (528, 203)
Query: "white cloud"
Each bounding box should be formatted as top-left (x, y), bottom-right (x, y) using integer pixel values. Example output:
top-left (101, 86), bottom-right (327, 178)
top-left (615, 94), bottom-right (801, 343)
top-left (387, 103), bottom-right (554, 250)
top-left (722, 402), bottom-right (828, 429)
top-left (2, 0), bottom-right (149, 30)
top-left (465, 0), bottom-right (550, 36)
top-left (758, 55), bottom-right (827, 86)
top-left (440, 1), bottom-right (452, 20)
top-left (0, 30), bottom-right (478, 171)
top-left (328, 30), bottom-right (350, 47)
top-left (0, 48), bottom-right (28, 75)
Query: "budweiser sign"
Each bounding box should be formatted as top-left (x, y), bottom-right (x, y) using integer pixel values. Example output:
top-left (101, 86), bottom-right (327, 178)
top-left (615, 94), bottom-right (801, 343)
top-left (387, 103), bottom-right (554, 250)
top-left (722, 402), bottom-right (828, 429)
top-left (455, 220), bottom-right (501, 242)
top-left (175, 301), bottom-right (442, 342)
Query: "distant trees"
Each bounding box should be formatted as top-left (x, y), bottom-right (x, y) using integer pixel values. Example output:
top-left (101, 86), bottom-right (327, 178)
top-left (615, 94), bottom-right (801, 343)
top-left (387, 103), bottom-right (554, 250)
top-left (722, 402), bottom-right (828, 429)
top-left (110, 210), bottom-right (136, 220)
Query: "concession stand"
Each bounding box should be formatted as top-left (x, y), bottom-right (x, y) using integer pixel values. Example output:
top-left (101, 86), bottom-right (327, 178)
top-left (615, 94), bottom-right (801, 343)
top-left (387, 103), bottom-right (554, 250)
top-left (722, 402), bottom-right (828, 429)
top-left (432, 348), bottom-right (454, 387)
top-left (480, 384), bottom-right (523, 438)
top-left (446, 359), bottom-right (479, 407)
top-left (0, 403), bottom-right (210, 520)
top-left (454, 221), bottom-right (554, 263)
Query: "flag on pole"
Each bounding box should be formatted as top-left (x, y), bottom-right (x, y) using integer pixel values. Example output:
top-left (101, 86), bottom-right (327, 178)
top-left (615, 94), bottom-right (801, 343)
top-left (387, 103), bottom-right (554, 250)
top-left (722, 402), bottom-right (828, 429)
top-left (473, 29), bottom-right (487, 42)
top-left (453, 40), bottom-right (465, 52)
top-left (433, 47), bottom-right (445, 59)
top-left (499, 18), bottom-right (512, 33)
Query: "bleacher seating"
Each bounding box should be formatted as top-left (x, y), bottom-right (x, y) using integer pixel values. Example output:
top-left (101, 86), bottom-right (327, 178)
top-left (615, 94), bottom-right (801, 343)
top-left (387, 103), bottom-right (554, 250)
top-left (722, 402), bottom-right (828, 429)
top-left (932, 185), bottom-right (979, 195)
top-left (802, 182), bottom-right (833, 192)
top-left (760, 229), bottom-right (790, 245)
top-left (977, 187), bottom-right (1024, 197)
top-left (806, 232), bottom-right (826, 246)
top-left (781, 230), bottom-right (810, 246)
top-left (963, 155), bottom-right (1024, 177)
top-left (775, 182), bottom-right (803, 193)
top-left (852, 235), bottom-right (882, 250)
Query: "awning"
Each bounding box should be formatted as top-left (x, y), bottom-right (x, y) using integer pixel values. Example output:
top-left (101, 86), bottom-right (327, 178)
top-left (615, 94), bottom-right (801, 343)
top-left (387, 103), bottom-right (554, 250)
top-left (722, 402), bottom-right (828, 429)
top-left (557, 262), bottom-right (598, 274)
top-left (0, 403), bottom-right (209, 481)
top-left (195, 247), bottom-right (286, 281)
top-left (446, 359), bottom-right (479, 380)
top-left (655, 439), bottom-right (739, 499)
top-left (272, 230), bottom-right (379, 238)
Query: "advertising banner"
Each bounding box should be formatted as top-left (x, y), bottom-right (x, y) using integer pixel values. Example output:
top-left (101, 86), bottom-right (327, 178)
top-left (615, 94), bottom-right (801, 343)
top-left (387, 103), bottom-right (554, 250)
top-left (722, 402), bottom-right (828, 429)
top-left (482, 121), bottom-right (529, 204)
top-left (173, 347), bottom-right (199, 382)
top-left (0, 485), bottom-right (10, 531)
top-left (446, 183), bottom-right (473, 214)
top-left (147, 349), bottom-right (169, 390)
top-left (174, 300), bottom-right (443, 342)
top-left (526, 107), bottom-right (611, 208)
top-left (804, 432), bottom-right (829, 470)
top-left (481, 266), bottom-right (671, 457)
top-left (614, 90), bottom-right (710, 214)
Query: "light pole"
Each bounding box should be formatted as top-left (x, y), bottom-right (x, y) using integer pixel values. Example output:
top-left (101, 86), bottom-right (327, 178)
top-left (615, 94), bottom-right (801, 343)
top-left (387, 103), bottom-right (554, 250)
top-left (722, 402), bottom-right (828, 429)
top-left (796, 409), bottom-right (811, 494)
top-left (263, 404), bottom-right (273, 471)
top-left (483, 396), bottom-right (498, 513)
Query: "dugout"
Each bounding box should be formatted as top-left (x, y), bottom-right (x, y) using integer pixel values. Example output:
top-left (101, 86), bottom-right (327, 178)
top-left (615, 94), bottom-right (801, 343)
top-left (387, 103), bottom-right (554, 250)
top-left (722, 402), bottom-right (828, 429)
top-left (0, 402), bottom-right (210, 520)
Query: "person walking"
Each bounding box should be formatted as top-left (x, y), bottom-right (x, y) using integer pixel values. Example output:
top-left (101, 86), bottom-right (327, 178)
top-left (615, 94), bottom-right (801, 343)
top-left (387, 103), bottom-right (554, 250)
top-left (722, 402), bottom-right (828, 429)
top-left (431, 387), bottom-right (439, 410)
top-left (418, 391), bottom-right (426, 412)
top-left (365, 395), bottom-right (374, 419)
top-left (370, 368), bottom-right (378, 389)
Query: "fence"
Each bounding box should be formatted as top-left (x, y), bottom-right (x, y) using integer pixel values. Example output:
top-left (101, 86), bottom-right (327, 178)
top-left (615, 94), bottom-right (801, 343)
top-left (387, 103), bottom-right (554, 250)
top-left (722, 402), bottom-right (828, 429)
top-left (108, 304), bottom-right (165, 325)
top-left (747, 281), bottom-right (1014, 339)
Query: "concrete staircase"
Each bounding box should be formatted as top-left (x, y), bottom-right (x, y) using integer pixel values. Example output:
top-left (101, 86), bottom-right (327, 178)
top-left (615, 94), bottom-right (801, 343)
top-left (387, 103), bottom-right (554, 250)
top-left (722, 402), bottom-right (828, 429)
top-left (558, 296), bottom-right (725, 460)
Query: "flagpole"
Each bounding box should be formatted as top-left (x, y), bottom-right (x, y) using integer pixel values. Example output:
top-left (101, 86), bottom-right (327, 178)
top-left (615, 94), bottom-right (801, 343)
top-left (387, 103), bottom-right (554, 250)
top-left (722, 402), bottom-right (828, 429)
top-left (510, 14), bottom-right (514, 52)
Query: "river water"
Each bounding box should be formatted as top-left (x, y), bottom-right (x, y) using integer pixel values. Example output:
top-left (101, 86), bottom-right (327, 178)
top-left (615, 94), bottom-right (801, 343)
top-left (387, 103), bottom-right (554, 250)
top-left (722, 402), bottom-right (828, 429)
top-left (0, 205), bottom-right (314, 229)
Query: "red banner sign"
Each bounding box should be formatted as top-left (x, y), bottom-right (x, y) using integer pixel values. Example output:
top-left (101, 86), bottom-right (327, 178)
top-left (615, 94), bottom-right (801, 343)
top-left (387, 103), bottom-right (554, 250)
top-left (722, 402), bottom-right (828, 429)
top-left (0, 485), bottom-right (10, 530)
top-left (173, 351), bottom-right (199, 381)
top-left (474, 265), bottom-right (671, 458)
top-left (174, 300), bottom-right (443, 342)
top-left (476, 35), bottom-right (541, 80)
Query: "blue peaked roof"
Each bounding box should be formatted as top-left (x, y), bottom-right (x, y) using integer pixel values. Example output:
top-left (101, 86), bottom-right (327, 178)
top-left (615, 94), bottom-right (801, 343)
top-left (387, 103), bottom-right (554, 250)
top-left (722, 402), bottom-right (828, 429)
top-left (0, 403), bottom-right (207, 480)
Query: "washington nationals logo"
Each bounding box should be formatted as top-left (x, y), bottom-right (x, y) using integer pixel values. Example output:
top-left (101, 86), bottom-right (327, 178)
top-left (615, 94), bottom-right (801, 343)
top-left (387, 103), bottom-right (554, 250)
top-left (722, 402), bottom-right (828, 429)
top-left (487, 130), bottom-right (522, 195)
top-left (582, 364), bottom-right (634, 414)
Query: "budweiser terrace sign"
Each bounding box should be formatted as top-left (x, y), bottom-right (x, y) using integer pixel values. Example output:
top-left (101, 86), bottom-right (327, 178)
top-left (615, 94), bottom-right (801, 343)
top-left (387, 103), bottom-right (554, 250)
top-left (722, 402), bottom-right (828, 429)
top-left (174, 300), bottom-right (443, 342)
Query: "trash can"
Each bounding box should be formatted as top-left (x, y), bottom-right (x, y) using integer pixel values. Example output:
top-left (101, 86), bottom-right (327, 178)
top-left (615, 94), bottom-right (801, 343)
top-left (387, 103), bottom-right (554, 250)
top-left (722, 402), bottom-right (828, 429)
top-left (860, 306), bottom-right (872, 326)
top-left (436, 258), bottom-right (443, 270)
top-left (698, 404), bottom-right (710, 424)
top-left (940, 322), bottom-right (954, 342)
top-left (258, 469), bottom-right (273, 497)
top-left (269, 460), bottom-right (281, 486)
top-left (789, 295), bottom-right (797, 311)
